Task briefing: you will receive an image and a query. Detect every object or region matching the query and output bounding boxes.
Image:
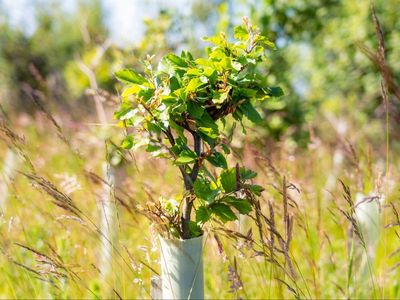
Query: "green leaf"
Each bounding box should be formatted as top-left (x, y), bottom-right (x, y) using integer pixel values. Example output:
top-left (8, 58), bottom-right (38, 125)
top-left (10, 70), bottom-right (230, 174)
top-left (206, 152), bottom-right (228, 169)
top-left (197, 112), bottom-right (219, 140)
top-left (146, 143), bottom-right (161, 152)
top-left (240, 101), bottom-right (263, 124)
top-left (161, 96), bottom-right (178, 106)
top-left (240, 167), bottom-right (257, 180)
top-left (189, 221), bottom-right (202, 237)
top-left (202, 67), bottom-right (217, 83)
top-left (266, 86), bottom-right (284, 97)
top-left (232, 107), bottom-right (243, 122)
top-left (186, 77), bottom-right (206, 93)
top-left (115, 69), bottom-right (147, 85)
top-left (158, 57), bottom-right (176, 75)
top-left (209, 48), bottom-right (227, 61)
top-left (175, 150), bottom-right (198, 164)
top-left (254, 35), bottom-right (276, 49)
top-left (175, 156), bottom-right (196, 164)
top-left (169, 76), bottom-right (181, 91)
top-left (165, 53), bottom-right (188, 68)
top-left (251, 45), bottom-right (267, 61)
top-left (173, 88), bottom-right (187, 101)
top-left (114, 105), bottom-right (135, 120)
top-left (216, 57), bottom-right (232, 72)
top-left (169, 119), bottom-right (186, 141)
top-left (121, 136), bottom-right (134, 149)
top-left (198, 127), bottom-right (219, 139)
top-left (146, 121), bottom-right (163, 135)
top-left (211, 203), bottom-right (237, 223)
top-left (197, 111), bottom-right (218, 131)
top-left (225, 197), bottom-right (252, 214)
top-left (202, 34), bottom-right (227, 47)
top-left (232, 60), bottom-right (242, 71)
top-left (195, 58), bottom-right (215, 68)
top-left (237, 88), bottom-right (257, 98)
top-left (196, 206), bottom-right (212, 226)
top-left (221, 144), bottom-right (231, 154)
top-left (187, 68), bottom-right (203, 76)
top-left (233, 25), bottom-right (249, 41)
top-left (187, 101), bottom-right (205, 119)
top-left (194, 178), bottom-right (219, 203)
top-left (248, 184), bottom-right (265, 196)
top-left (219, 168), bottom-right (238, 193)
top-left (138, 87), bottom-right (155, 102)
top-left (121, 136), bottom-right (149, 151)
top-left (122, 85), bottom-right (141, 97)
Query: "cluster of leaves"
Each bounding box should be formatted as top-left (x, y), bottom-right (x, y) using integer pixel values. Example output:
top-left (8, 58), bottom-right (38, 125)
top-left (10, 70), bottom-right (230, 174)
top-left (193, 166), bottom-right (263, 225)
top-left (153, 165), bottom-right (264, 239)
top-left (115, 18), bottom-right (282, 238)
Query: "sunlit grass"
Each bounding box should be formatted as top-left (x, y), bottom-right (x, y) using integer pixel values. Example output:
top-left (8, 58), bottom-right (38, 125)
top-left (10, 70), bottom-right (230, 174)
top-left (0, 117), bottom-right (399, 299)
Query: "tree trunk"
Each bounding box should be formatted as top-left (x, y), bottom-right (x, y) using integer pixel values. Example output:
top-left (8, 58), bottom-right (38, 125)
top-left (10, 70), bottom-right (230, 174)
top-left (181, 132), bottom-right (202, 240)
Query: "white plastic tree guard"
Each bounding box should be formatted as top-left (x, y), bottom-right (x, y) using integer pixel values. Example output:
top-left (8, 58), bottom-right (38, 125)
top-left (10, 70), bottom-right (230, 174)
top-left (353, 192), bottom-right (382, 280)
top-left (159, 236), bottom-right (204, 299)
top-left (99, 162), bottom-right (117, 279)
top-left (0, 149), bottom-right (18, 211)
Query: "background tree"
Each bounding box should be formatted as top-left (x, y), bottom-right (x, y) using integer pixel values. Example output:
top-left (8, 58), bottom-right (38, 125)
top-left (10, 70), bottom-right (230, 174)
top-left (0, 0), bottom-right (108, 115)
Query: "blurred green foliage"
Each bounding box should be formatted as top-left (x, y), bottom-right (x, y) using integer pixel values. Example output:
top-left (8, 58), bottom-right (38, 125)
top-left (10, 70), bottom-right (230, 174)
top-left (0, 0), bottom-right (399, 140)
top-left (0, 0), bottom-right (107, 112)
top-left (250, 0), bottom-right (400, 145)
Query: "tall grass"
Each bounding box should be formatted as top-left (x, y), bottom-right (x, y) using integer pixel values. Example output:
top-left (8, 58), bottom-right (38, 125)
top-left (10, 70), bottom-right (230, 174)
top-left (1, 101), bottom-right (399, 298)
top-left (0, 9), bottom-right (399, 299)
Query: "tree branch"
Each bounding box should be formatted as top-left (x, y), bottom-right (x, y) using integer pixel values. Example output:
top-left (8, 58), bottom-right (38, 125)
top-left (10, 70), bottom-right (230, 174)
top-left (190, 132), bottom-right (202, 182)
top-left (181, 131), bottom-right (203, 239)
top-left (163, 126), bottom-right (192, 190)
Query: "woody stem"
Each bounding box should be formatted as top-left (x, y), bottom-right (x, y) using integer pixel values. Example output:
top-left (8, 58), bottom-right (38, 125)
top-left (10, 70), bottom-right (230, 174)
top-left (181, 132), bottom-right (202, 239)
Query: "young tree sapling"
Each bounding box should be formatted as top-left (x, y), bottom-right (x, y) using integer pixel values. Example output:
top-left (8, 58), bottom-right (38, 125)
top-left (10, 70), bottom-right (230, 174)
top-left (115, 17), bottom-right (283, 240)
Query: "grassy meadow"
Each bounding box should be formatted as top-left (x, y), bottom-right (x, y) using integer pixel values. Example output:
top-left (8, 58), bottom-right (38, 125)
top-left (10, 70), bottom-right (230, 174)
top-left (1, 0), bottom-right (400, 299)
top-left (0, 110), bottom-right (399, 299)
